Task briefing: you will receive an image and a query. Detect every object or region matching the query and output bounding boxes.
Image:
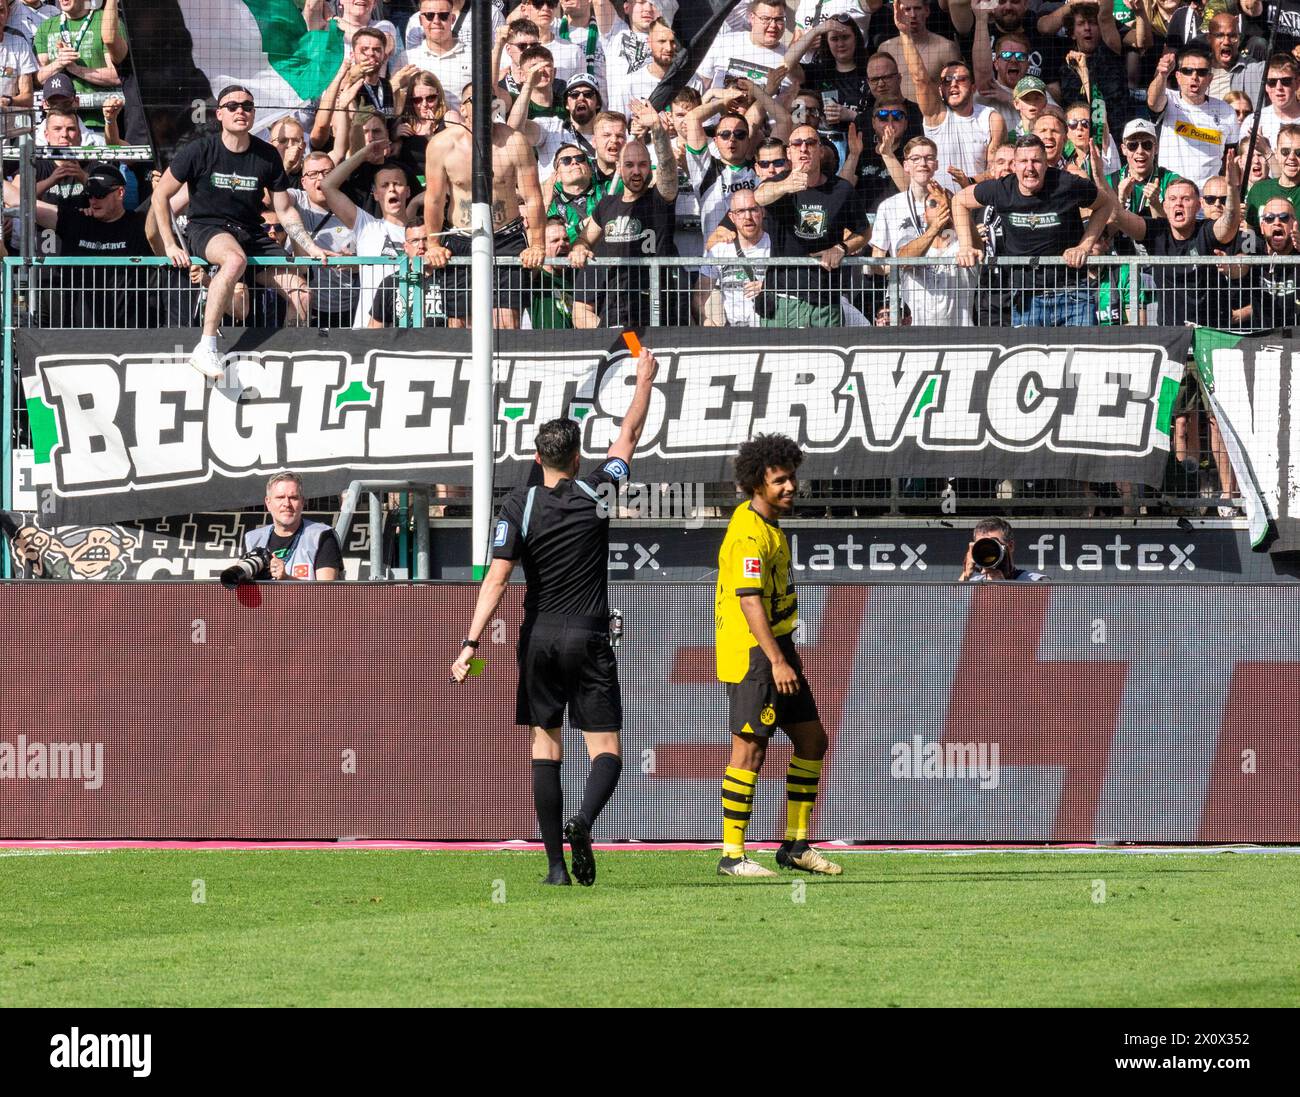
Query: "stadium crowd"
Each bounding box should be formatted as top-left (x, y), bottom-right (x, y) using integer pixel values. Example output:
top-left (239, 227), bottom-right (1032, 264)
top-left (0, 1), bottom-right (1255, 524)
top-left (1, 0), bottom-right (1299, 346)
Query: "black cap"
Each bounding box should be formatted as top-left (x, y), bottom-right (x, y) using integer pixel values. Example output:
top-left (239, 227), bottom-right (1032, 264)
top-left (42, 73), bottom-right (76, 102)
top-left (85, 165), bottom-right (126, 197)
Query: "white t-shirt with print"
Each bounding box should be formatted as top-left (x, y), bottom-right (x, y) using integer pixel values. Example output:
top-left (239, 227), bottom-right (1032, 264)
top-left (0, 28), bottom-right (36, 98)
top-left (351, 207), bottom-right (407, 328)
top-left (696, 32), bottom-right (788, 92)
top-left (1157, 90), bottom-right (1240, 190)
top-left (602, 21), bottom-right (651, 90)
top-left (686, 146), bottom-right (758, 239)
top-left (872, 189), bottom-right (975, 325)
top-left (701, 232), bottom-right (772, 326)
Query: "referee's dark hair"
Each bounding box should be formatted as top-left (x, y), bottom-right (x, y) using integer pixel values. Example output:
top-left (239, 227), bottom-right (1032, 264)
top-left (735, 434), bottom-right (803, 496)
top-left (535, 418), bottom-right (582, 471)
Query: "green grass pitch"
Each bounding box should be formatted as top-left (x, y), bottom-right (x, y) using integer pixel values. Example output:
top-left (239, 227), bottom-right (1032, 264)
top-left (2, 850), bottom-right (1297, 1007)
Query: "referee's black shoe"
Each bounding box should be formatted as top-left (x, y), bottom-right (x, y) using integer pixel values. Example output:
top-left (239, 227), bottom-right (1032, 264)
top-left (564, 815), bottom-right (596, 886)
top-left (542, 863), bottom-right (572, 885)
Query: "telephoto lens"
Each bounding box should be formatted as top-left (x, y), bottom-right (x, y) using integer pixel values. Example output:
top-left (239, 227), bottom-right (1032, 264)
top-left (220, 548), bottom-right (272, 589)
top-left (971, 537), bottom-right (1006, 570)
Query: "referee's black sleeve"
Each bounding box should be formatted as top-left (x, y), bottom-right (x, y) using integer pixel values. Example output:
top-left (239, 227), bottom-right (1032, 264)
top-left (492, 490), bottom-right (527, 561)
top-left (581, 456), bottom-right (632, 490)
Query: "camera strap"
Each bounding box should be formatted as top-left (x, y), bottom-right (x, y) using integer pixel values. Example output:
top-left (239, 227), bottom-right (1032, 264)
top-left (272, 524), bottom-right (306, 562)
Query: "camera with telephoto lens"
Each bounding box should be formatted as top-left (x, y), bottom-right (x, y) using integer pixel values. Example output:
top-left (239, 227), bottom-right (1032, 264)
top-left (220, 548), bottom-right (271, 589)
top-left (971, 537), bottom-right (1006, 572)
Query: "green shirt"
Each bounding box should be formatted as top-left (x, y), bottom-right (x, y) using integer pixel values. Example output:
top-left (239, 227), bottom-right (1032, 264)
top-left (33, 10), bottom-right (126, 97)
top-left (1106, 166), bottom-right (1180, 216)
top-left (1245, 177), bottom-right (1300, 230)
top-left (527, 270), bottom-right (574, 329)
top-left (548, 182), bottom-right (604, 243)
top-left (1096, 266), bottom-right (1153, 326)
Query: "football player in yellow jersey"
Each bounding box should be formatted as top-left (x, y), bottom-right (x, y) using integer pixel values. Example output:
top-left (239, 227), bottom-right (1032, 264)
top-left (714, 434), bottom-right (842, 878)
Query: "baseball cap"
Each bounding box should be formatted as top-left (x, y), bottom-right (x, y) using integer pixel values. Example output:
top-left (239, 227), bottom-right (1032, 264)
top-left (563, 74), bottom-right (601, 98)
top-left (1013, 76), bottom-right (1047, 100)
top-left (42, 73), bottom-right (76, 102)
top-left (1122, 118), bottom-right (1158, 141)
top-left (85, 165), bottom-right (126, 197)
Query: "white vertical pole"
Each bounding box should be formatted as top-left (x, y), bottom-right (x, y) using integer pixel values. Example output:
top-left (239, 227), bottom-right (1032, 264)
top-left (470, 0), bottom-right (495, 581)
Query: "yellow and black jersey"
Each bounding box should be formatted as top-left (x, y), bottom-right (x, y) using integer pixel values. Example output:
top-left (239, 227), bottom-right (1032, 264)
top-left (715, 500), bottom-right (798, 683)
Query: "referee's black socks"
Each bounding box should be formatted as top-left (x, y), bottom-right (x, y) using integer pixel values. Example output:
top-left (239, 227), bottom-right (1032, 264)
top-left (577, 753), bottom-right (622, 829)
top-left (531, 759), bottom-right (566, 870)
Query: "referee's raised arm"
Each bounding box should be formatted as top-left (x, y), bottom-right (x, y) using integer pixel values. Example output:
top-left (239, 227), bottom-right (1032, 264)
top-left (606, 349), bottom-right (660, 464)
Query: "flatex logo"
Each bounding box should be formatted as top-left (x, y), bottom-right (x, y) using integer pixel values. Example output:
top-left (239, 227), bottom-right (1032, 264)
top-left (1027, 534), bottom-right (1195, 574)
top-left (50, 1028), bottom-right (151, 1078)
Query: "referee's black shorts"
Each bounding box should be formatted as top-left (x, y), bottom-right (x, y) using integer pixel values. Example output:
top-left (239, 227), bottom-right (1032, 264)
top-left (516, 613), bottom-right (622, 732)
top-left (727, 633), bottom-right (820, 738)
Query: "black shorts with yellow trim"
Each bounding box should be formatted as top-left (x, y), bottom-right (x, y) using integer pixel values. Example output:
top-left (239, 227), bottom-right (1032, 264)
top-left (725, 634), bottom-right (819, 738)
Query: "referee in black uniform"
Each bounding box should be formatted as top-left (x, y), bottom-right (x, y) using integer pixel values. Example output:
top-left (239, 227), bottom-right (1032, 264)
top-left (452, 349), bottom-right (659, 886)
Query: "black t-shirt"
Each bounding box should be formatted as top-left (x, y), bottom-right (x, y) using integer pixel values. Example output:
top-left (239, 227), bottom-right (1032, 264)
top-left (973, 167), bottom-right (1096, 285)
top-left (592, 189), bottom-right (676, 258)
top-left (1054, 44), bottom-right (1130, 133)
top-left (261, 526), bottom-right (344, 576)
top-left (1137, 217), bottom-right (1224, 327)
top-left (356, 77), bottom-right (396, 119)
top-left (55, 206), bottom-right (150, 257)
top-left (168, 134), bottom-right (289, 230)
top-left (1238, 259), bottom-right (1300, 331)
top-left (370, 269), bottom-right (443, 327)
top-left (35, 157), bottom-right (90, 209)
top-left (854, 151), bottom-right (898, 219)
top-left (395, 119), bottom-right (447, 182)
top-left (765, 173), bottom-right (860, 298)
top-left (804, 61), bottom-right (870, 133)
top-left (1245, 4), bottom-right (1300, 54)
top-left (492, 456), bottom-right (630, 621)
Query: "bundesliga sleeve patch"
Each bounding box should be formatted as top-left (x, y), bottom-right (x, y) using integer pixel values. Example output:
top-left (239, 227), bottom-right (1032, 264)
top-left (742, 557), bottom-right (763, 580)
top-left (602, 457), bottom-right (630, 481)
top-left (493, 520), bottom-right (509, 548)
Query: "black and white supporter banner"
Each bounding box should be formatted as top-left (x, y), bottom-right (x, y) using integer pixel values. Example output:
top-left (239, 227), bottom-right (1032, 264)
top-left (18, 328), bottom-right (1192, 526)
top-left (1194, 330), bottom-right (1300, 555)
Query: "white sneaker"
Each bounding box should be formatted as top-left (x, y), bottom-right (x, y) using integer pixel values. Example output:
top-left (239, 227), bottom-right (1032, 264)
top-left (717, 854), bottom-right (776, 878)
top-left (188, 344), bottom-right (225, 381)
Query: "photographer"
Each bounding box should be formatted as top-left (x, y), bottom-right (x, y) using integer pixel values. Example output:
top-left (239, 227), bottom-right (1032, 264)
top-left (243, 472), bottom-right (343, 582)
top-left (959, 516), bottom-right (1046, 582)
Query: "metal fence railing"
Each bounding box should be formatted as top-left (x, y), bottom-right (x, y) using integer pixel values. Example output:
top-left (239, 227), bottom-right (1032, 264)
top-left (9, 253), bottom-right (1300, 332)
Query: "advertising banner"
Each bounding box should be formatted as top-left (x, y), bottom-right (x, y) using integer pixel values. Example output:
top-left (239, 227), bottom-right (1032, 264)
top-left (0, 583), bottom-right (1294, 842)
top-left (17, 327), bottom-right (1192, 525)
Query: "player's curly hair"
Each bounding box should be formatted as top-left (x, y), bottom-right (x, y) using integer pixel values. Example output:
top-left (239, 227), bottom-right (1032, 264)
top-left (734, 434), bottom-right (803, 496)
top-left (535, 418), bottom-right (581, 471)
